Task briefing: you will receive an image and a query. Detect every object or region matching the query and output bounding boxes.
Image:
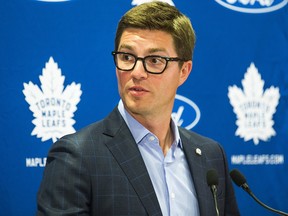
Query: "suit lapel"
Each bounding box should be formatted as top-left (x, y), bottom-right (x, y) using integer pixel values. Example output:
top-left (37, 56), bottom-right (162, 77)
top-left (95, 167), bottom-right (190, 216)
top-left (103, 108), bottom-right (162, 216)
top-left (180, 128), bottom-right (210, 216)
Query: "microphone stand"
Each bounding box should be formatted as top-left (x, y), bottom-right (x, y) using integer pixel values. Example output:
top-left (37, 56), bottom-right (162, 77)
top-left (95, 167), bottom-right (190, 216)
top-left (211, 185), bottom-right (219, 216)
top-left (241, 184), bottom-right (288, 216)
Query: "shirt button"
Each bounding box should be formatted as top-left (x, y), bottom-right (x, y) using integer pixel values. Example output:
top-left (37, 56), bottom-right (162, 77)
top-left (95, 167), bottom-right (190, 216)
top-left (149, 136), bottom-right (155, 141)
top-left (171, 192), bottom-right (175, 199)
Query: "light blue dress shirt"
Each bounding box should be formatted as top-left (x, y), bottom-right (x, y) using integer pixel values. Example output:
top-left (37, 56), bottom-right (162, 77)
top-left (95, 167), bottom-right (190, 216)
top-left (118, 101), bottom-right (200, 216)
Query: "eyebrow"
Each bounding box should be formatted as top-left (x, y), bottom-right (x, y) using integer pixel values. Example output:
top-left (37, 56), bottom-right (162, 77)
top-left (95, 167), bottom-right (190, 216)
top-left (118, 44), bottom-right (167, 54)
top-left (118, 44), bottom-right (132, 50)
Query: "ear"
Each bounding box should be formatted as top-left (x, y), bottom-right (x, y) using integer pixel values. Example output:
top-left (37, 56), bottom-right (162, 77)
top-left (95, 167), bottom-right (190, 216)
top-left (178, 60), bottom-right (192, 86)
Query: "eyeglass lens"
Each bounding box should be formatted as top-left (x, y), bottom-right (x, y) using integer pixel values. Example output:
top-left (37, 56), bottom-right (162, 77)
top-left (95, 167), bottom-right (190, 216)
top-left (115, 53), bottom-right (167, 74)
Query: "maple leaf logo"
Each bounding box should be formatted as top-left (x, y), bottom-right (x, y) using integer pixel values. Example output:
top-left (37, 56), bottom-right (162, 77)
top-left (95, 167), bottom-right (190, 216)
top-left (23, 57), bottom-right (82, 142)
top-left (228, 63), bottom-right (280, 145)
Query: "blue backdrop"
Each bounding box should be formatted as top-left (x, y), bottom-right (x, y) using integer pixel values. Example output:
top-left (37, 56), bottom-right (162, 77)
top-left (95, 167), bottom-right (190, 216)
top-left (1, 0), bottom-right (287, 215)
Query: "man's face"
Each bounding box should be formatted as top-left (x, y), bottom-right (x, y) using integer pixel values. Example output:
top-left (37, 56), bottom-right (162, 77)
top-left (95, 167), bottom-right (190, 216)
top-left (116, 28), bottom-right (192, 119)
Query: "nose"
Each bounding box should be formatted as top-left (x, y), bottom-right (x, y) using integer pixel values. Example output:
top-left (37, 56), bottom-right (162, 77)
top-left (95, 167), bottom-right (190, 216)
top-left (130, 59), bottom-right (148, 80)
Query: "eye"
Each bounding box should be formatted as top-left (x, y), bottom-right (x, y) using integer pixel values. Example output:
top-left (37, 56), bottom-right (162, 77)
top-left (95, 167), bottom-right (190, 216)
top-left (146, 56), bottom-right (166, 65)
top-left (119, 53), bottom-right (134, 62)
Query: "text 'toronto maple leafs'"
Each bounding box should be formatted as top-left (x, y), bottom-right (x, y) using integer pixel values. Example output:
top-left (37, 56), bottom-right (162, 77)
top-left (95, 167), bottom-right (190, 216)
top-left (23, 57), bottom-right (82, 142)
top-left (228, 63), bottom-right (280, 145)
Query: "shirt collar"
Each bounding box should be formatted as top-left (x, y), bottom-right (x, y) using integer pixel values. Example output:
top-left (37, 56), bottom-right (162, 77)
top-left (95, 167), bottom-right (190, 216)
top-left (117, 100), bottom-right (182, 148)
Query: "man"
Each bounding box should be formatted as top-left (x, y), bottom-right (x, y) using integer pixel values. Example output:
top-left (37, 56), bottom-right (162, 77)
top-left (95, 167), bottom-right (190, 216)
top-left (37, 2), bottom-right (240, 215)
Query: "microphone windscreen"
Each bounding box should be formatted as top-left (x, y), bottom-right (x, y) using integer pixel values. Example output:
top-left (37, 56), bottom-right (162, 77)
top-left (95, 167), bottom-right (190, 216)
top-left (230, 169), bottom-right (247, 187)
top-left (206, 169), bottom-right (219, 186)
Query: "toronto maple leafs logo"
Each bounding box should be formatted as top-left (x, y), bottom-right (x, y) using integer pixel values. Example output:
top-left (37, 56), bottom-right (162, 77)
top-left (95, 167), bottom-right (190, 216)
top-left (132, 0), bottom-right (175, 6)
top-left (228, 63), bottom-right (280, 145)
top-left (23, 57), bottom-right (82, 142)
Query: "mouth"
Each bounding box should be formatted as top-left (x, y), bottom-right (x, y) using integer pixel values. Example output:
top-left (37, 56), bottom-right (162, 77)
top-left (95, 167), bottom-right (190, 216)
top-left (129, 86), bottom-right (147, 91)
top-left (128, 86), bottom-right (149, 96)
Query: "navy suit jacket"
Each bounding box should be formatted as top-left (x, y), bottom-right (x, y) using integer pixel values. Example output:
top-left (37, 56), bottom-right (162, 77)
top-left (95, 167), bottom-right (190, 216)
top-left (37, 107), bottom-right (240, 216)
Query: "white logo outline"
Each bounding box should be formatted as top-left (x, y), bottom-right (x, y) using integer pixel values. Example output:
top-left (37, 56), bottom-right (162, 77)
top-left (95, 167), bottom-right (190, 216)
top-left (215, 0), bottom-right (288, 13)
top-left (23, 57), bottom-right (82, 143)
top-left (172, 94), bottom-right (201, 130)
top-left (228, 62), bottom-right (280, 145)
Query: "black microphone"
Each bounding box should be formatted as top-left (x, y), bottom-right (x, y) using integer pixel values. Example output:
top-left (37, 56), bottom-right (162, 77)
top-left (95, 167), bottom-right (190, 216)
top-left (207, 169), bottom-right (220, 216)
top-left (230, 169), bottom-right (288, 216)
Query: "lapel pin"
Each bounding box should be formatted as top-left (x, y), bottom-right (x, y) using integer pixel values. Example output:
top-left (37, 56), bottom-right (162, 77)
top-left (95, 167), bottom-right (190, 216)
top-left (195, 148), bottom-right (202, 156)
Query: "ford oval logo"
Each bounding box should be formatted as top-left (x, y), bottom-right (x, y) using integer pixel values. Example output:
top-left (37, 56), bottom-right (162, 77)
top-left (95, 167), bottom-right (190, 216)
top-left (215, 0), bottom-right (288, 13)
top-left (172, 94), bottom-right (201, 130)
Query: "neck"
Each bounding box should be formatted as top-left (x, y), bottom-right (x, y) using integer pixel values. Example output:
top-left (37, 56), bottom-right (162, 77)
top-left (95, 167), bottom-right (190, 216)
top-left (140, 117), bottom-right (174, 156)
top-left (124, 104), bottom-right (175, 156)
top-left (161, 127), bottom-right (174, 156)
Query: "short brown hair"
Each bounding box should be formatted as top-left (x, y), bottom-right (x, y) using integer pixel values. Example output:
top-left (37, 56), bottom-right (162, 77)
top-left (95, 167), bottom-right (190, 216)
top-left (114, 1), bottom-right (196, 61)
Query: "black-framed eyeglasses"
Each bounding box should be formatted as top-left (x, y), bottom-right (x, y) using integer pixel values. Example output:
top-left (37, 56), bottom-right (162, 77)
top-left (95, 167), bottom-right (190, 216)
top-left (112, 51), bottom-right (188, 74)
